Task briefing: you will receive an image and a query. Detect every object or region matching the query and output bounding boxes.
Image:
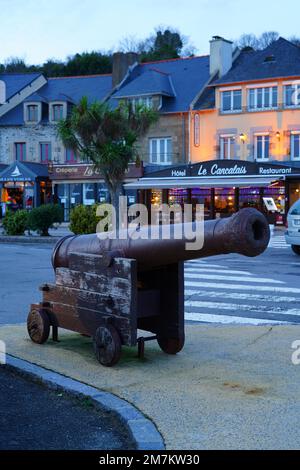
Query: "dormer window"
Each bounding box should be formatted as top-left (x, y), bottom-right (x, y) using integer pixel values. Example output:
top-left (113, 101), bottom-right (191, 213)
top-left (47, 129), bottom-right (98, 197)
top-left (49, 102), bottom-right (66, 123)
top-left (25, 103), bottom-right (41, 123)
top-left (128, 96), bottom-right (153, 111)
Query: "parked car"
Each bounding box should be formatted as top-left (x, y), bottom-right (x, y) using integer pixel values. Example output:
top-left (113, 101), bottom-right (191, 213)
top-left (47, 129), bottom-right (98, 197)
top-left (285, 199), bottom-right (300, 255)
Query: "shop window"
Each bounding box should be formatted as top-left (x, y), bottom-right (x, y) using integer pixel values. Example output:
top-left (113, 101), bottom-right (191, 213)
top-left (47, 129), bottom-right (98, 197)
top-left (220, 135), bottom-right (235, 159)
top-left (289, 182), bottom-right (300, 208)
top-left (15, 143), bottom-right (26, 162)
top-left (83, 183), bottom-right (95, 206)
top-left (221, 89), bottom-right (242, 113)
top-left (40, 143), bottom-right (52, 163)
top-left (239, 188), bottom-right (261, 211)
top-left (66, 148), bottom-right (77, 163)
top-left (149, 138), bottom-right (172, 164)
top-left (191, 188), bottom-right (211, 220)
top-left (291, 133), bottom-right (300, 160)
top-left (215, 188), bottom-right (235, 218)
top-left (248, 86), bottom-right (278, 111)
top-left (255, 135), bottom-right (269, 161)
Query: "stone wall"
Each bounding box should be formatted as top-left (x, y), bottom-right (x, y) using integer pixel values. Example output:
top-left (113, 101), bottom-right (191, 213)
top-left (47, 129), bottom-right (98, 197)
top-left (0, 124), bottom-right (64, 164)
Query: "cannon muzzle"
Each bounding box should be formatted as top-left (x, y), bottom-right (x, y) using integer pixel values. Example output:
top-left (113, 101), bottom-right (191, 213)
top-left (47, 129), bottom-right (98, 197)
top-left (52, 208), bottom-right (270, 271)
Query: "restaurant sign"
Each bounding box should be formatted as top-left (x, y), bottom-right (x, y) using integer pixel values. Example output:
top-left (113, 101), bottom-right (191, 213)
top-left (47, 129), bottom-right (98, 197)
top-left (147, 160), bottom-right (300, 179)
top-left (51, 163), bottom-right (144, 181)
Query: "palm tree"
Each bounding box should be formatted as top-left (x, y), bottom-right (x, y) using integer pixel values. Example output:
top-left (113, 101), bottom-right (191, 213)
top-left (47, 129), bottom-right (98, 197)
top-left (57, 97), bottom-right (158, 230)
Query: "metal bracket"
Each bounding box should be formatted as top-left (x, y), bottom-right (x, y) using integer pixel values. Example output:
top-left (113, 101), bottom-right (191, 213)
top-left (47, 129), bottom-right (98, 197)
top-left (137, 336), bottom-right (157, 359)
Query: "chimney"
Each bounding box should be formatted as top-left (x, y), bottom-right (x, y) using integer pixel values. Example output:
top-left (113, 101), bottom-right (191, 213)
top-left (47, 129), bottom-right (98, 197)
top-left (0, 80), bottom-right (6, 105)
top-left (112, 52), bottom-right (139, 88)
top-left (209, 36), bottom-right (233, 77)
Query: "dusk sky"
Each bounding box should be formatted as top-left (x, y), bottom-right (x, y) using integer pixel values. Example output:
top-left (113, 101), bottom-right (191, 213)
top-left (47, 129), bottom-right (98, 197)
top-left (0, 0), bottom-right (299, 64)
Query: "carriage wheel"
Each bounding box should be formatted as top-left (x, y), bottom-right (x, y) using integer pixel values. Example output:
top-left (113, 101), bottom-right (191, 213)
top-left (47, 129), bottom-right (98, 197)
top-left (93, 325), bottom-right (122, 367)
top-left (27, 308), bottom-right (50, 344)
top-left (157, 336), bottom-right (184, 355)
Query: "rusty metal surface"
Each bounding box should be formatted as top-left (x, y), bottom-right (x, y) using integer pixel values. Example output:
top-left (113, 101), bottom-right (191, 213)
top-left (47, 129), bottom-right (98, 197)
top-left (52, 208), bottom-right (270, 272)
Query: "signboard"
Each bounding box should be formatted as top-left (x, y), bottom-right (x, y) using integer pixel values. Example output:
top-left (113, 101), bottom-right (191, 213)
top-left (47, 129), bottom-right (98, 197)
top-left (146, 160), bottom-right (300, 179)
top-left (51, 163), bottom-right (144, 181)
top-left (263, 197), bottom-right (278, 212)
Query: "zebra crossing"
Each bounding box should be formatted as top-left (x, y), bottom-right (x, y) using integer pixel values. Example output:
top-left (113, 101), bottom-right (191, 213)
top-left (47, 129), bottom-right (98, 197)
top-left (268, 234), bottom-right (289, 249)
top-left (184, 259), bottom-right (300, 325)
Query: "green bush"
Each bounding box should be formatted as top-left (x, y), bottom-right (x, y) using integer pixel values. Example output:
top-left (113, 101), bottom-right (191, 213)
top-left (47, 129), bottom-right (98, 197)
top-left (27, 204), bottom-right (63, 236)
top-left (70, 204), bottom-right (111, 235)
top-left (2, 209), bottom-right (29, 236)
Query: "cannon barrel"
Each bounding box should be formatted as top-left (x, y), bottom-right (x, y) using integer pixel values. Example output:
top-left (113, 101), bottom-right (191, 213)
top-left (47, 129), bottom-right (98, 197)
top-left (52, 208), bottom-right (270, 271)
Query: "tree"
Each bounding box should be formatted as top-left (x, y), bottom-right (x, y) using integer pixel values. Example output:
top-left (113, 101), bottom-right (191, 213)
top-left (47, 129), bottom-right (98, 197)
top-left (236, 31), bottom-right (279, 51)
top-left (57, 98), bottom-right (158, 230)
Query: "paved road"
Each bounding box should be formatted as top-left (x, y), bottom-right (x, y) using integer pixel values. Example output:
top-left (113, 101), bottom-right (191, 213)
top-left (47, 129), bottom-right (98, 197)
top-left (0, 367), bottom-right (133, 450)
top-left (0, 233), bottom-right (299, 326)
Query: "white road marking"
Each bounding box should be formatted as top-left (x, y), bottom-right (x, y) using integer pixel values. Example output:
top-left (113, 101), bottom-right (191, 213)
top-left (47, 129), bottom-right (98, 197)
top-left (185, 300), bottom-right (300, 316)
top-left (185, 289), bottom-right (300, 303)
top-left (185, 280), bottom-right (300, 294)
top-left (185, 273), bottom-right (284, 284)
top-left (185, 312), bottom-right (288, 325)
top-left (185, 268), bottom-right (253, 276)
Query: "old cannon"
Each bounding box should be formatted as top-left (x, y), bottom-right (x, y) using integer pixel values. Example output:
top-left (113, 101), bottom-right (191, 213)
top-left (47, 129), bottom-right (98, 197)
top-left (27, 208), bottom-right (270, 367)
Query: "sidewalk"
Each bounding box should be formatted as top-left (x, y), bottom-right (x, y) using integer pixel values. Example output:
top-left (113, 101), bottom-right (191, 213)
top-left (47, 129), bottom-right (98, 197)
top-left (2, 323), bottom-right (300, 450)
top-left (0, 224), bottom-right (73, 243)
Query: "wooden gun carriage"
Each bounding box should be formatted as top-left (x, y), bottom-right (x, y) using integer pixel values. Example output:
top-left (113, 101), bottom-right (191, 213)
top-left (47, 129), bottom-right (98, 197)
top-left (27, 208), bottom-right (270, 367)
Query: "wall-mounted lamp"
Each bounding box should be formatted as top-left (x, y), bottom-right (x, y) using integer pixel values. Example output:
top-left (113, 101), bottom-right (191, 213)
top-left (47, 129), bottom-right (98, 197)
top-left (239, 133), bottom-right (247, 144)
top-left (276, 131), bottom-right (281, 141)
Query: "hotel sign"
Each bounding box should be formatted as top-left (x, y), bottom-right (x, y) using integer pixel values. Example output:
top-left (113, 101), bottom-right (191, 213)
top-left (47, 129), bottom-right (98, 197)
top-left (148, 160), bottom-right (300, 179)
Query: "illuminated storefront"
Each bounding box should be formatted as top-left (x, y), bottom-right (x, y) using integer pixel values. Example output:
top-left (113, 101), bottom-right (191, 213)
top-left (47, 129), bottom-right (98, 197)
top-left (126, 160), bottom-right (300, 224)
top-left (0, 162), bottom-right (51, 216)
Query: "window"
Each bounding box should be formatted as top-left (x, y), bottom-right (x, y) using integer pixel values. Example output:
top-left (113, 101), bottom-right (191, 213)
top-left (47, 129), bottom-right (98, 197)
top-left (248, 87), bottom-right (278, 111)
top-left (52, 104), bottom-right (64, 121)
top-left (129, 96), bottom-right (153, 111)
top-left (220, 136), bottom-right (235, 159)
top-left (66, 148), bottom-right (77, 163)
top-left (194, 114), bottom-right (200, 147)
top-left (255, 135), bottom-right (270, 161)
top-left (15, 143), bottom-right (26, 162)
top-left (149, 138), bottom-right (172, 164)
top-left (27, 105), bottom-right (39, 122)
top-left (291, 133), bottom-right (300, 160)
top-left (221, 89), bottom-right (242, 113)
top-left (40, 143), bottom-right (52, 163)
top-left (284, 84), bottom-right (300, 107)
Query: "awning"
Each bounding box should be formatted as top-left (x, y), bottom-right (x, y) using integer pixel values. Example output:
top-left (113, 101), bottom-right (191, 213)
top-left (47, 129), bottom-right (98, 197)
top-left (124, 176), bottom-right (282, 190)
top-left (0, 161), bottom-right (49, 183)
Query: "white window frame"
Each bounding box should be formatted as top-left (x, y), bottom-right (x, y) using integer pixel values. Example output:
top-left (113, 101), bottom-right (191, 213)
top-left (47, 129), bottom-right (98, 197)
top-left (49, 101), bottom-right (67, 123)
top-left (219, 134), bottom-right (235, 160)
top-left (24, 102), bottom-right (41, 124)
top-left (248, 86), bottom-right (278, 111)
top-left (129, 96), bottom-right (153, 111)
top-left (254, 133), bottom-right (270, 162)
top-left (149, 137), bottom-right (172, 165)
top-left (284, 83), bottom-right (300, 108)
top-left (220, 89), bottom-right (242, 114)
top-left (291, 131), bottom-right (300, 161)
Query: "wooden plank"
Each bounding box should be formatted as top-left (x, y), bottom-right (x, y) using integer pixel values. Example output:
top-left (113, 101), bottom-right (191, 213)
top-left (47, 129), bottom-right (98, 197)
top-left (55, 268), bottom-right (131, 299)
top-left (50, 303), bottom-right (134, 346)
top-left (68, 253), bottom-right (135, 279)
top-left (43, 284), bottom-right (132, 317)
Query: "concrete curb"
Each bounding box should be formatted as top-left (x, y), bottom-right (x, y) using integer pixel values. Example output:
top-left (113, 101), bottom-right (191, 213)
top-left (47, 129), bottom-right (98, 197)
top-left (5, 354), bottom-right (165, 451)
top-left (0, 236), bottom-right (60, 244)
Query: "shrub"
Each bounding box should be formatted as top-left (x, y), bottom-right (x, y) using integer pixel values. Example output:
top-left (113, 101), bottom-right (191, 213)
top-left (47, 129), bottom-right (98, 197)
top-left (2, 209), bottom-right (29, 236)
top-left (69, 204), bottom-right (111, 235)
top-left (27, 204), bottom-right (63, 236)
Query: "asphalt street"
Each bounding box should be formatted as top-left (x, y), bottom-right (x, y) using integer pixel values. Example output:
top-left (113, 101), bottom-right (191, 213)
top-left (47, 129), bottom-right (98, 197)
top-left (0, 367), bottom-right (133, 450)
top-left (0, 233), bottom-right (299, 326)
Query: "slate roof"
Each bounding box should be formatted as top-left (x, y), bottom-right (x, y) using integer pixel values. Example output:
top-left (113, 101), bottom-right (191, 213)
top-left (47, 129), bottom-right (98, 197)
top-left (111, 56), bottom-right (210, 113)
top-left (0, 73), bottom-right (42, 100)
top-left (0, 74), bottom-right (112, 125)
top-left (212, 37), bottom-right (300, 86)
